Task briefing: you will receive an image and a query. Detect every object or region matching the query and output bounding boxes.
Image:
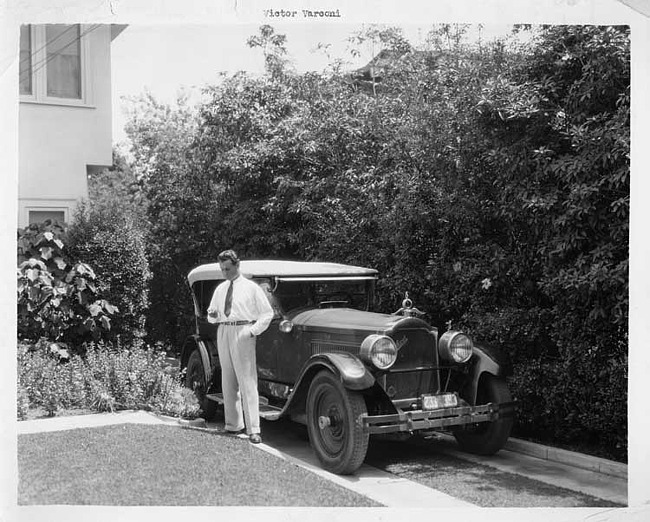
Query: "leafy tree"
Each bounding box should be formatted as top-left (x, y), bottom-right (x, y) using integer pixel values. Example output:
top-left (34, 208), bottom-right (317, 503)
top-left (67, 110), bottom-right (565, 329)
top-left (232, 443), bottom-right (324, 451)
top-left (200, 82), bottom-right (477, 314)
top-left (347, 24), bottom-right (412, 56)
top-left (67, 201), bottom-right (152, 344)
top-left (87, 148), bottom-right (149, 224)
top-left (246, 24), bottom-right (292, 78)
top-left (466, 26), bottom-right (629, 349)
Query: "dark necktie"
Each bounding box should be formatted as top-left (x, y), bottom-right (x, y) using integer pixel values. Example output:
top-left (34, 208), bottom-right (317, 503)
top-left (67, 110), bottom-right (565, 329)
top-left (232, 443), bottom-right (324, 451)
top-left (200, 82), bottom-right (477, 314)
top-left (224, 280), bottom-right (233, 317)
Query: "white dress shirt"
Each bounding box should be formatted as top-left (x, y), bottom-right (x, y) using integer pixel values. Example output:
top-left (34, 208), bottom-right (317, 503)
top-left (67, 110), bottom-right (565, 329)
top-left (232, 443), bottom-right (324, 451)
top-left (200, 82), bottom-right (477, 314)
top-left (207, 275), bottom-right (274, 337)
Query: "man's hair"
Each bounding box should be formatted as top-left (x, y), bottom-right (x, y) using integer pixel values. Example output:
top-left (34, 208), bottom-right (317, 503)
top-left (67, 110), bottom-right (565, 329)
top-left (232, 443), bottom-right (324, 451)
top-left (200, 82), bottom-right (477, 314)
top-left (218, 249), bottom-right (240, 266)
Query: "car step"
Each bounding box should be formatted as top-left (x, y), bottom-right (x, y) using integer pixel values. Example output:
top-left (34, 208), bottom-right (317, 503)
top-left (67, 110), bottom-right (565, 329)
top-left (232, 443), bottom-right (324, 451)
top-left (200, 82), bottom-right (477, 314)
top-left (259, 404), bottom-right (282, 420)
top-left (205, 393), bottom-right (282, 421)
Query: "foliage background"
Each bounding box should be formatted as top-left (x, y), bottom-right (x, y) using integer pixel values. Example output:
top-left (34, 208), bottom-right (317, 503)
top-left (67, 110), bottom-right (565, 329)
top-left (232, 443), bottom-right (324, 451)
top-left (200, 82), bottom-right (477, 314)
top-left (88, 24), bottom-right (629, 460)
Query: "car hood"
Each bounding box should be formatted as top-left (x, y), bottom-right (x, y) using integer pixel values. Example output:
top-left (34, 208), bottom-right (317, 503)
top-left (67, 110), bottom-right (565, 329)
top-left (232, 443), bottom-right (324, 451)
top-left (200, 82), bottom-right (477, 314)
top-left (291, 308), bottom-right (429, 333)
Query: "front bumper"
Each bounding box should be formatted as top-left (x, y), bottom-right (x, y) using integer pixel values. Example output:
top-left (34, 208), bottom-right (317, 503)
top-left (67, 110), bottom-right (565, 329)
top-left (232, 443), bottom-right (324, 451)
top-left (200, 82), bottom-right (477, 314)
top-left (361, 402), bottom-right (513, 434)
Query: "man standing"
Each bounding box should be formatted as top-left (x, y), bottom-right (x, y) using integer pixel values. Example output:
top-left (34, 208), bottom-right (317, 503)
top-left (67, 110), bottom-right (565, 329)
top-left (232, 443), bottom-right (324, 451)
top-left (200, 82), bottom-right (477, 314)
top-left (207, 250), bottom-right (274, 444)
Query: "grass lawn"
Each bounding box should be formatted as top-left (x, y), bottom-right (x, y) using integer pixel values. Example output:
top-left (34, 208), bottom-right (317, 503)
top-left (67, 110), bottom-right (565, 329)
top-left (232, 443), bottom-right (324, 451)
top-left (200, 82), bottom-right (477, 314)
top-left (18, 423), bottom-right (380, 506)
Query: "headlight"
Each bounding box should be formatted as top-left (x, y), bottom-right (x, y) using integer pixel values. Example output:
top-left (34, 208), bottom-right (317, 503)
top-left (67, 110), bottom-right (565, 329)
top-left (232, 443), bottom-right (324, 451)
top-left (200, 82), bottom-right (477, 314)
top-left (360, 334), bottom-right (397, 370)
top-left (439, 331), bottom-right (473, 364)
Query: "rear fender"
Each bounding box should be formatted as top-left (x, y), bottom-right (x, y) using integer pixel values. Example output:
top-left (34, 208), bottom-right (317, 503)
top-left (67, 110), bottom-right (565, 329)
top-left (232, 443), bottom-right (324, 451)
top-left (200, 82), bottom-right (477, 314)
top-left (180, 335), bottom-right (215, 385)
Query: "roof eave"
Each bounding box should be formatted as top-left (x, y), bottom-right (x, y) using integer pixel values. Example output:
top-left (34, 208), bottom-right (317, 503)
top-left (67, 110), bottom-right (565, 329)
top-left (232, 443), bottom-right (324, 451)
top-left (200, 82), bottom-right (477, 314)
top-left (110, 24), bottom-right (128, 41)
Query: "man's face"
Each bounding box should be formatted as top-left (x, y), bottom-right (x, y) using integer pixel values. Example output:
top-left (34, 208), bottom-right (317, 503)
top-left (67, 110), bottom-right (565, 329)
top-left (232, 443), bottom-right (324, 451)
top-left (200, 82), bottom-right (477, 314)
top-left (219, 260), bottom-right (240, 281)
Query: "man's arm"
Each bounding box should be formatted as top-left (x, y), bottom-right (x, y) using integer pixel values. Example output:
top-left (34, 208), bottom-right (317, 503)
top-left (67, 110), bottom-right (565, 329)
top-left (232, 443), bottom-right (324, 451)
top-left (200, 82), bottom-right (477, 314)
top-left (206, 284), bottom-right (223, 324)
top-left (249, 284), bottom-right (275, 336)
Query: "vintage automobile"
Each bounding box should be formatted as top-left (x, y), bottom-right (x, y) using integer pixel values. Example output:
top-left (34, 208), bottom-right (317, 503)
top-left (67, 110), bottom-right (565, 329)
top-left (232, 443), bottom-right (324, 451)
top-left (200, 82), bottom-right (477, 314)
top-left (181, 260), bottom-right (514, 475)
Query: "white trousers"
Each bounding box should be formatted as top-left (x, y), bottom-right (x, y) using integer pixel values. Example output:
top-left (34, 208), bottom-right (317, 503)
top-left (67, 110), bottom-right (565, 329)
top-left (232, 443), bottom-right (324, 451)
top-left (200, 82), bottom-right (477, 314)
top-left (216, 325), bottom-right (260, 434)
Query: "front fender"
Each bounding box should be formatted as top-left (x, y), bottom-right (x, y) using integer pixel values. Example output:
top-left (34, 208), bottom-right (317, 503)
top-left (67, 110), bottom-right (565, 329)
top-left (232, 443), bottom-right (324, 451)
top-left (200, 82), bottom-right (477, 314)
top-left (466, 344), bottom-right (510, 404)
top-left (311, 352), bottom-right (375, 390)
top-left (283, 352), bottom-right (375, 420)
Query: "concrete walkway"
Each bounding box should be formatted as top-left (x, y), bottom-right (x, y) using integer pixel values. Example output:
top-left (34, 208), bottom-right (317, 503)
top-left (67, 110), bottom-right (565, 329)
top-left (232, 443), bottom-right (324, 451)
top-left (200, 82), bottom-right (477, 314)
top-left (17, 410), bottom-right (178, 434)
top-left (430, 434), bottom-right (627, 505)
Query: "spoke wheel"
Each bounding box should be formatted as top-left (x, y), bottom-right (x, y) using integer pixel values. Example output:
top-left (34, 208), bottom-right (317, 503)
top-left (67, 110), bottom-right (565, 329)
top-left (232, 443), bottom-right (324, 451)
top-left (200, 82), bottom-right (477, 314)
top-left (184, 350), bottom-right (217, 420)
top-left (453, 374), bottom-right (513, 455)
top-left (306, 370), bottom-right (369, 475)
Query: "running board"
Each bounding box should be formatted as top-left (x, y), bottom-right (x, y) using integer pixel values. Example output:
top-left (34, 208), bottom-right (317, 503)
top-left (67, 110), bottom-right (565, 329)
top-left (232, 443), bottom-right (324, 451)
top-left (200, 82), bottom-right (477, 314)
top-left (259, 404), bottom-right (282, 421)
top-left (205, 393), bottom-right (225, 404)
top-left (205, 393), bottom-right (283, 421)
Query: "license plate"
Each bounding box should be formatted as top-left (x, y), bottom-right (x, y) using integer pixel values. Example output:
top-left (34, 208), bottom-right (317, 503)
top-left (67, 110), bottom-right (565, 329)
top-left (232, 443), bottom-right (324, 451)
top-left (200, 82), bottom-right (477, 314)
top-left (421, 393), bottom-right (458, 410)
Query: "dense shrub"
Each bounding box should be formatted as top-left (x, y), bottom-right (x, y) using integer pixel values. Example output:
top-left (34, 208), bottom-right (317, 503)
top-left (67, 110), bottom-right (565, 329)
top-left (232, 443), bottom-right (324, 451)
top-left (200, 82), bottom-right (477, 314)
top-left (67, 201), bottom-right (152, 344)
top-left (17, 340), bottom-right (200, 419)
top-left (510, 341), bottom-right (627, 462)
top-left (467, 26), bottom-right (629, 461)
top-left (17, 220), bottom-right (117, 349)
top-left (120, 25), bottom-right (628, 460)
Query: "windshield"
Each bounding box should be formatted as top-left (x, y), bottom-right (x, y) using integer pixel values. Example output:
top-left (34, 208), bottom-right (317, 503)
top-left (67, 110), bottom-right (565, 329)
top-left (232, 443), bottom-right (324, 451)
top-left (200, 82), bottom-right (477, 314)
top-left (274, 279), bottom-right (374, 313)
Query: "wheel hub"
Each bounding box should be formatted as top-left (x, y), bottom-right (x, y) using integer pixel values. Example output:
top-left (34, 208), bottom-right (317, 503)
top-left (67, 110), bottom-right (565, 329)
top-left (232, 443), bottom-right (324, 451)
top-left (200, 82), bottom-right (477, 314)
top-left (318, 415), bottom-right (332, 429)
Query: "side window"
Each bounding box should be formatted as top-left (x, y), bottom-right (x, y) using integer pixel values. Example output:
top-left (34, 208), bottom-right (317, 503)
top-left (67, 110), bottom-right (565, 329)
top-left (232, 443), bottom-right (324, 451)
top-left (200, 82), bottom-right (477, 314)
top-left (273, 282), bottom-right (313, 313)
top-left (191, 280), bottom-right (219, 317)
top-left (255, 278), bottom-right (281, 318)
top-left (201, 280), bottom-right (219, 316)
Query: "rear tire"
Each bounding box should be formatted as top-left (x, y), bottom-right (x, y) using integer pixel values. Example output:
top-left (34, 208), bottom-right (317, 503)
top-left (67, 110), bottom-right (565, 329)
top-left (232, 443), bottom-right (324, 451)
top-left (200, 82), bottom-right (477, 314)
top-left (184, 350), bottom-right (218, 421)
top-left (306, 370), bottom-right (369, 475)
top-left (453, 374), bottom-right (513, 455)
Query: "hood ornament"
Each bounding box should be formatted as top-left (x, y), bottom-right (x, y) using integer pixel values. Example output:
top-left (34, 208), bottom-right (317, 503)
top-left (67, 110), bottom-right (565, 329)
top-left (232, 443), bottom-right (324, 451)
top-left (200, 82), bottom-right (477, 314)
top-left (392, 292), bottom-right (425, 318)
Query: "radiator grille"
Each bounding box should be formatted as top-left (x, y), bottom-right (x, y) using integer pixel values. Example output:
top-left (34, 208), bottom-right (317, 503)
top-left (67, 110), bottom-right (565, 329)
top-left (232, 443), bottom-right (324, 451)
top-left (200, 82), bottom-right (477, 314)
top-left (390, 328), bottom-right (437, 369)
top-left (385, 328), bottom-right (440, 400)
top-left (383, 371), bottom-right (438, 401)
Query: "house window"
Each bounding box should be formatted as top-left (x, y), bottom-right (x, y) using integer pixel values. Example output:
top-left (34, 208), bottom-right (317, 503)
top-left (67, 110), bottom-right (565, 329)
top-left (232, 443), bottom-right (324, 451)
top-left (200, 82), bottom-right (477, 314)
top-left (19, 26), bottom-right (32, 95)
top-left (19, 24), bottom-right (92, 106)
top-left (28, 209), bottom-right (67, 225)
top-left (46, 25), bottom-right (81, 99)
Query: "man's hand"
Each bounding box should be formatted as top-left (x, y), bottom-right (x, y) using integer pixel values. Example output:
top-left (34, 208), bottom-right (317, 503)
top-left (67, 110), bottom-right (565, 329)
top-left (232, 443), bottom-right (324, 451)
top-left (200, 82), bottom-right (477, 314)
top-left (207, 308), bottom-right (218, 318)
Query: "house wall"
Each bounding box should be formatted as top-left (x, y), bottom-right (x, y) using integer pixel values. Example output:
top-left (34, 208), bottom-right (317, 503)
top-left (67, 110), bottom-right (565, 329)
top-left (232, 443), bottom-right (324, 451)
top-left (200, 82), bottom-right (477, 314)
top-left (18, 25), bottom-right (114, 227)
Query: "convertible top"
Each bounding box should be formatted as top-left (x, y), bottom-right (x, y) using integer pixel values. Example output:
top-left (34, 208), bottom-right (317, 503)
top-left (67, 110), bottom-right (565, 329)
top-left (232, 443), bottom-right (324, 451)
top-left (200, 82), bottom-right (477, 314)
top-left (187, 260), bottom-right (378, 285)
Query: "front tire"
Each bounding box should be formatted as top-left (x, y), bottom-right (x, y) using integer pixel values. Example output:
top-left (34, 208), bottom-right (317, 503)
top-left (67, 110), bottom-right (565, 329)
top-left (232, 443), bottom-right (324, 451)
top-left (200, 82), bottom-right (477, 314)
top-left (453, 373), bottom-right (513, 455)
top-left (184, 350), bottom-right (218, 421)
top-left (306, 370), bottom-right (369, 475)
